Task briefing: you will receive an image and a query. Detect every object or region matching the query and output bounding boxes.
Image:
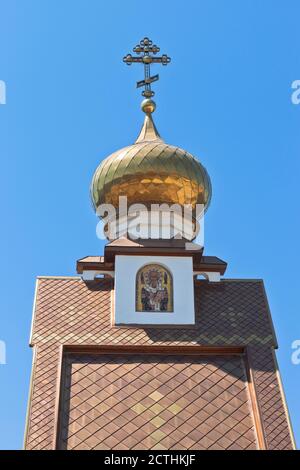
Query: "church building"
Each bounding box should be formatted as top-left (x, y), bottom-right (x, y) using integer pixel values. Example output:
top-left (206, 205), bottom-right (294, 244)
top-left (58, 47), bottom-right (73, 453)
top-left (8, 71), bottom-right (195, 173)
top-left (24, 38), bottom-right (295, 450)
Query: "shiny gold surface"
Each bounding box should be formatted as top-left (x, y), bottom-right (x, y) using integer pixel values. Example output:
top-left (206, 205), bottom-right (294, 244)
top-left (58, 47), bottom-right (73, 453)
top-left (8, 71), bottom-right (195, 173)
top-left (135, 113), bottom-right (161, 143)
top-left (91, 112), bottom-right (212, 216)
top-left (91, 38), bottom-right (211, 217)
top-left (141, 98), bottom-right (156, 114)
top-left (93, 165), bottom-right (209, 208)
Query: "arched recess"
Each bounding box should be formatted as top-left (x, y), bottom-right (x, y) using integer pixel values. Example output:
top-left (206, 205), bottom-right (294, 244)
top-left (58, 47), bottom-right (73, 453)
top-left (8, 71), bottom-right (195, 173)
top-left (136, 263), bottom-right (173, 312)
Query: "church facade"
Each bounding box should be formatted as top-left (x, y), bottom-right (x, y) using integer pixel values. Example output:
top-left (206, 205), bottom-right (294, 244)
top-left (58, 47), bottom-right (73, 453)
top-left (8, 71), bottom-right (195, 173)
top-left (24, 38), bottom-right (295, 450)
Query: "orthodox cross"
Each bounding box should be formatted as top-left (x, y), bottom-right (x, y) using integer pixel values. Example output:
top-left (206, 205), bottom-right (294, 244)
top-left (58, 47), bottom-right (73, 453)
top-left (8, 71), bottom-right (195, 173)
top-left (123, 37), bottom-right (171, 98)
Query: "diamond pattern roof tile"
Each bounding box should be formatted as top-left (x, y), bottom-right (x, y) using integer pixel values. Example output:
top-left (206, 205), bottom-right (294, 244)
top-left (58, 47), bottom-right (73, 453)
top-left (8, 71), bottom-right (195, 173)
top-left (24, 277), bottom-right (295, 450)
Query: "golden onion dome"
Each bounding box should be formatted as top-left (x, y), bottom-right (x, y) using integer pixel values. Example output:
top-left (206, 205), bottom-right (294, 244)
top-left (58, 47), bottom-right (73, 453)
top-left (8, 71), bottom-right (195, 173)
top-left (91, 100), bottom-right (212, 216)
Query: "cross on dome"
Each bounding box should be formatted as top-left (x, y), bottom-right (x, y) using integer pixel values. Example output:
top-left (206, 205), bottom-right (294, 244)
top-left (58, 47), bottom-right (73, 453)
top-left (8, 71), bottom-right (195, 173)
top-left (123, 37), bottom-right (171, 98)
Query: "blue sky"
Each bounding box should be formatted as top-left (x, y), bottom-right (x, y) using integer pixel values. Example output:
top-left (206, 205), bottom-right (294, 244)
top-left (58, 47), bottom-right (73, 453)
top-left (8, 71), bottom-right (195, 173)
top-left (0, 0), bottom-right (299, 449)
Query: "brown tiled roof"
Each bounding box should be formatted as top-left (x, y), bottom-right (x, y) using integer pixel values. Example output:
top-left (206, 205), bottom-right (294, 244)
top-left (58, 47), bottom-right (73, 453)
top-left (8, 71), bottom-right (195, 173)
top-left (58, 353), bottom-right (257, 450)
top-left (31, 278), bottom-right (276, 347)
top-left (24, 277), bottom-right (295, 450)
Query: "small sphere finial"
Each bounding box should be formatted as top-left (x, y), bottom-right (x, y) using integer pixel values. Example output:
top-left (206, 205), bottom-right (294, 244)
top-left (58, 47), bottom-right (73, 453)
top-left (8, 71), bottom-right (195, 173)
top-left (141, 98), bottom-right (156, 114)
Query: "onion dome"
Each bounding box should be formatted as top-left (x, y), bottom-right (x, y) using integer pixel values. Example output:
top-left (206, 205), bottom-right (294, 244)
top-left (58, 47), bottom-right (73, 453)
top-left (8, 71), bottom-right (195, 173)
top-left (90, 99), bottom-right (212, 216)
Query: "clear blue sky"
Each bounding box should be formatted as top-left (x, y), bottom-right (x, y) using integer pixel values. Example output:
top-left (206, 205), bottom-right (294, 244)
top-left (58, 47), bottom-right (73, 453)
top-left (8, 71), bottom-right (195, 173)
top-left (0, 0), bottom-right (299, 449)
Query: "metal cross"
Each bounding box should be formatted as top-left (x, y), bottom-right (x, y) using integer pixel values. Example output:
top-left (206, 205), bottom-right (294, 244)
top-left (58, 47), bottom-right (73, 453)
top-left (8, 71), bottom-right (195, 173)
top-left (123, 37), bottom-right (171, 98)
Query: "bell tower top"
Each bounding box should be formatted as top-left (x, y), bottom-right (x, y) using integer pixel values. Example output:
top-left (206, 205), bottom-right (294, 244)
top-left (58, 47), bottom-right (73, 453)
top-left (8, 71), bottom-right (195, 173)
top-left (90, 37), bottom-right (211, 241)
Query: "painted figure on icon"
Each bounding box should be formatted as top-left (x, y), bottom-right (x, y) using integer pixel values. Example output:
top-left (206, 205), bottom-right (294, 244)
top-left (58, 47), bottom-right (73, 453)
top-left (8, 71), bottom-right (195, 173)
top-left (136, 264), bottom-right (173, 312)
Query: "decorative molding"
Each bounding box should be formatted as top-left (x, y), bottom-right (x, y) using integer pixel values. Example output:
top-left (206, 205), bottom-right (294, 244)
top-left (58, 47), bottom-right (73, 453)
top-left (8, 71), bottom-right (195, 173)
top-left (194, 271), bottom-right (221, 282)
top-left (82, 270), bottom-right (115, 280)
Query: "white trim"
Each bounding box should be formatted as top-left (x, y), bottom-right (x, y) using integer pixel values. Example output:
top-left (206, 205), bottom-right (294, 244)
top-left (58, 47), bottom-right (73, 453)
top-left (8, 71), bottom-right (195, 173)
top-left (272, 350), bottom-right (297, 449)
top-left (194, 271), bottom-right (221, 282)
top-left (82, 270), bottom-right (115, 281)
top-left (23, 346), bottom-right (37, 449)
top-left (29, 279), bottom-right (39, 346)
top-left (114, 255), bottom-right (195, 325)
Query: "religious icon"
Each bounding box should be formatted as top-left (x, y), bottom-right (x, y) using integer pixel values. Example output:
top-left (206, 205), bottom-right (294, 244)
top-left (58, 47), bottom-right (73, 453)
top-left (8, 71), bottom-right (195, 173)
top-left (136, 264), bottom-right (173, 312)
